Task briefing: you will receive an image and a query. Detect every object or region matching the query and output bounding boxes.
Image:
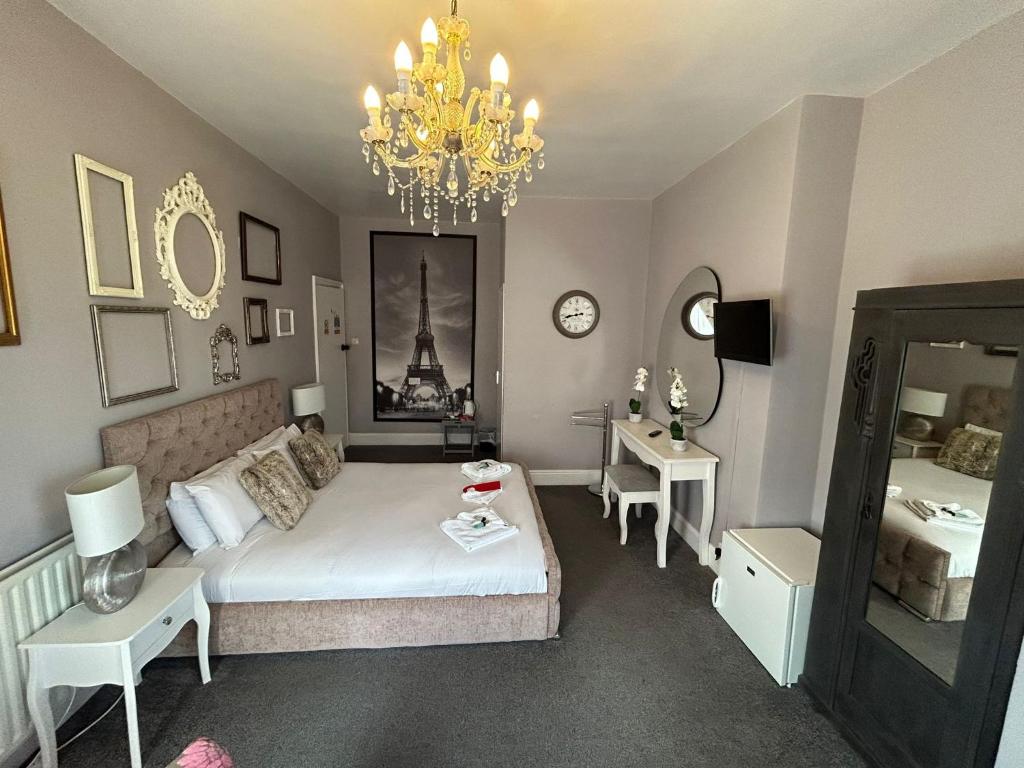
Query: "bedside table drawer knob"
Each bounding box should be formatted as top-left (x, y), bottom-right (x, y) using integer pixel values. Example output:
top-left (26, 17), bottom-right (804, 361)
top-left (162, 616), bottom-right (173, 626)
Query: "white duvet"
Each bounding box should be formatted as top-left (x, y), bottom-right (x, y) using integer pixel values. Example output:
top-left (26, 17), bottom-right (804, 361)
top-left (882, 459), bottom-right (992, 579)
top-left (160, 462), bottom-right (548, 602)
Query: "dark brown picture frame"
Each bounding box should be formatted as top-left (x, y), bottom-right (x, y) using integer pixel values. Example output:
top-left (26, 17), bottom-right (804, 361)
top-left (240, 212), bottom-right (282, 285)
top-left (0, 187), bottom-right (21, 346)
top-left (243, 297), bottom-right (270, 345)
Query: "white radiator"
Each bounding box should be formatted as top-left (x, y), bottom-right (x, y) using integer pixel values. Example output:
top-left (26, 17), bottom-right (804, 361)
top-left (0, 536), bottom-right (81, 763)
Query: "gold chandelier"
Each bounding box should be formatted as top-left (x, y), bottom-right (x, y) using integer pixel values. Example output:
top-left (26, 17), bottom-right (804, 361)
top-left (359, 0), bottom-right (545, 234)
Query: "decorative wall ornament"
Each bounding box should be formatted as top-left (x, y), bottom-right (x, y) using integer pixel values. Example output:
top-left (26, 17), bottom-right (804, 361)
top-left (240, 212), bottom-right (282, 285)
top-left (276, 308), bottom-right (295, 337)
top-left (90, 305), bottom-right (178, 407)
top-left (74, 154), bottom-right (144, 298)
top-left (0, 187), bottom-right (20, 346)
top-left (154, 172), bottom-right (227, 320)
top-left (850, 337), bottom-right (879, 438)
top-left (243, 297), bottom-right (270, 345)
top-left (210, 323), bottom-right (241, 385)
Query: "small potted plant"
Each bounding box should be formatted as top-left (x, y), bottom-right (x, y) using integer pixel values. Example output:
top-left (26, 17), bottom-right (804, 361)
top-left (667, 367), bottom-right (689, 451)
top-left (628, 366), bottom-right (648, 423)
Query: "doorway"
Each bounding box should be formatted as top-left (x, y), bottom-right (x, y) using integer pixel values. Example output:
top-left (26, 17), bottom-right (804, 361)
top-left (312, 275), bottom-right (349, 437)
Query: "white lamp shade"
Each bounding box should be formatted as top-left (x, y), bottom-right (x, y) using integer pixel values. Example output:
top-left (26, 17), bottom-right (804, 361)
top-left (900, 386), bottom-right (948, 418)
top-left (65, 466), bottom-right (144, 558)
top-left (292, 383), bottom-right (326, 416)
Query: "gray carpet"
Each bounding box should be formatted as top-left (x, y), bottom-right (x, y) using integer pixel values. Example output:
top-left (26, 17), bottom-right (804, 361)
top-left (51, 486), bottom-right (866, 768)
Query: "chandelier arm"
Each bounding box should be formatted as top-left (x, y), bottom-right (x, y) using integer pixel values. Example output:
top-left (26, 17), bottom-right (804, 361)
top-left (475, 149), bottom-right (532, 175)
top-left (371, 141), bottom-right (433, 170)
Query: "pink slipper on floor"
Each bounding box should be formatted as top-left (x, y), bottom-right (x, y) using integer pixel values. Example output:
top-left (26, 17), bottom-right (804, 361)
top-left (171, 737), bottom-right (234, 768)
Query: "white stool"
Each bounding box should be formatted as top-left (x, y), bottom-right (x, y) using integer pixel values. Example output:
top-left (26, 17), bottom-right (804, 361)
top-left (602, 464), bottom-right (661, 546)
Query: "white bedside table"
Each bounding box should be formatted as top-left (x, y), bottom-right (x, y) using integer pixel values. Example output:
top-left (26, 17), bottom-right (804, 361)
top-left (892, 434), bottom-right (943, 459)
top-left (19, 568), bottom-right (210, 768)
top-left (323, 432), bottom-right (345, 458)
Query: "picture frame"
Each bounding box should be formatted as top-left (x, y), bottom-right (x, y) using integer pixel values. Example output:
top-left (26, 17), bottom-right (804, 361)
top-left (370, 231), bottom-right (476, 422)
top-left (276, 307), bottom-right (295, 337)
top-left (0, 187), bottom-right (20, 346)
top-left (90, 305), bottom-right (178, 407)
top-left (74, 154), bottom-right (144, 299)
top-left (243, 297), bottom-right (270, 345)
top-left (240, 212), bottom-right (282, 285)
top-left (210, 323), bottom-right (241, 385)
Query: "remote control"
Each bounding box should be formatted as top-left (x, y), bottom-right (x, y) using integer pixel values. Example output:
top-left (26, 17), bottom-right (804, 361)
top-left (648, 429), bottom-right (663, 438)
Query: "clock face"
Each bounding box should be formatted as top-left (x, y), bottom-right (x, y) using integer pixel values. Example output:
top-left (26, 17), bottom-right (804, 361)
top-left (553, 290), bottom-right (600, 338)
top-left (682, 292), bottom-right (718, 340)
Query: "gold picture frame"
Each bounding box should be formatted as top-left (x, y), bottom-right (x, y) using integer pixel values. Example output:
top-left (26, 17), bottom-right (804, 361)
top-left (74, 154), bottom-right (144, 299)
top-left (0, 186), bottom-right (20, 346)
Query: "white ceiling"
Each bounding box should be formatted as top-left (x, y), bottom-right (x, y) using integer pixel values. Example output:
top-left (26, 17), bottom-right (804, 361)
top-left (49, 0), bottom-right (1024, 219)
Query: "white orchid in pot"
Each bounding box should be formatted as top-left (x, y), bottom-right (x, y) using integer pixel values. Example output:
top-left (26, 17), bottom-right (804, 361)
top-left (667, 367), bottom-right (690, 451)
top-left (628, 366), bottom-right (648, 423)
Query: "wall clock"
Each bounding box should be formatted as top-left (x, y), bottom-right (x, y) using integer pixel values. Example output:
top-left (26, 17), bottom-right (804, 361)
top-left (553, 290), bottom-right (600, 338)
top-left (682, 292), bottom-right (717, 340)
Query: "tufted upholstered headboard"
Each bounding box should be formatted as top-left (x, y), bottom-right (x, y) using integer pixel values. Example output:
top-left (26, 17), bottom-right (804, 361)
top-left (961, 384), bottom-right (1013, 434)
top-left (100, 379), bottom-right (283, 565)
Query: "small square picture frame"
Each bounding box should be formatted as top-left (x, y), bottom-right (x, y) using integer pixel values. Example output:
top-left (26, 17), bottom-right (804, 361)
top-left (240, 212), bottom-right (282, 285)
top-left (276, 308), bottom-right (295, 337)
top-left (243, 297), bottom-right (270, 345)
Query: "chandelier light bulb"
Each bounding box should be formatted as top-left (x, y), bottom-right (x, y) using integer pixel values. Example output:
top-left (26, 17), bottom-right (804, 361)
top-left (523, 99), bottom-right (540, 124)
top-left (394, 41), bottom-right (414, 74)
top-left (489, 53), bottom-right (509, 88)
top-left (363, 85), bottom-right (381, 113)
top-left (420, 18), bottom-right (439, 51)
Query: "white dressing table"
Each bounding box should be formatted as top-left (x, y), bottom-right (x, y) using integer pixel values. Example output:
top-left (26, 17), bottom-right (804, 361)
top-left (609, 418), bottom-right (719, 567)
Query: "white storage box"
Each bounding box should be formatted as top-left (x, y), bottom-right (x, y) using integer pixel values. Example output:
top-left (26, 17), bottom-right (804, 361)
top-left (711, 528), bottom-right (820, 686)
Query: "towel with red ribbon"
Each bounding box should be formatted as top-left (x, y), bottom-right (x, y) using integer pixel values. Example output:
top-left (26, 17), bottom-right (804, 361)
top-left (462, 480), bottom-right (503, 505)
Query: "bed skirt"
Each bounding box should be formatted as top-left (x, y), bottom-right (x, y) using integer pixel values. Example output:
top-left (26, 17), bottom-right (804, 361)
top-left (166, 460), bottom-right (561, 655)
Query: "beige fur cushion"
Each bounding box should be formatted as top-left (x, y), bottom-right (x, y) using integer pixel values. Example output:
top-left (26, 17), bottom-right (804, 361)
top-left (288, 430), bottom-right (342, 489)
top-left (238, 450), bottom-right (312, 530)
top-left (935, 427), bottom-right (1001, 480)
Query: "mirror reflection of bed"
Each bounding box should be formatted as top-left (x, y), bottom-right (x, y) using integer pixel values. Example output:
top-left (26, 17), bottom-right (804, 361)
top-left (866, 340), bottom-right (1016, 685)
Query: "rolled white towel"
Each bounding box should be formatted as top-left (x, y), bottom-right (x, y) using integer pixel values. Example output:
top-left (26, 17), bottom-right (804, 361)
top-left (440, 508), bottom-right (519, 552)
top-left (886, 484), bottom-right (902, 498)
top-left (460, 460), bottom-right (513, 483)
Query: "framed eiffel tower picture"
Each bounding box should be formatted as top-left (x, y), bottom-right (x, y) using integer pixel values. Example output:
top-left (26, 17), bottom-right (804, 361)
top-left (370, 231), bottom-right (477, 422)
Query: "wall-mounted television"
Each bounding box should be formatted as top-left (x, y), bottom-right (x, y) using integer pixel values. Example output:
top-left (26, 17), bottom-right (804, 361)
top-left (714, 299), bottom-right (774, 366)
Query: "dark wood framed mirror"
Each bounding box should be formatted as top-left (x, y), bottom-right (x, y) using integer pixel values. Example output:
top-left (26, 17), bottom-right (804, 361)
top-left (804, 280), bottom-right (1024, 768)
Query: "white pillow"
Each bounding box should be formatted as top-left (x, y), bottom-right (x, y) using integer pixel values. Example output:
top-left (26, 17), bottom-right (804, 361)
top-left (185, 454), bottom-right (262, 548)
top-left (165, 497), bottom-right (218, 553)
top-left (965, 423), bottom-right (1003, 438)
top-left (166, 456), bottom-right (237, 553)
top-left (239, 424), bottom-right (306, 484)
top-left (236, 425), bottom-right (290, 457)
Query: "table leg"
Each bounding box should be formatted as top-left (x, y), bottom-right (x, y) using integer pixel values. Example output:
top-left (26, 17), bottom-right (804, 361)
top-left (121, 647), bottom-right (142, 768)
top-left (194, 585), bottom-right (212, 684)
top-left (26, 658), bottom-right (57, 768)
top-left (610, 428), bottom-right (622, 466)
top-left (698, 465), bottom-right (717, 567)
top-left (657, 478), bottom-right (671, 568)
top-left (601, 474), bottom-right (611, 519)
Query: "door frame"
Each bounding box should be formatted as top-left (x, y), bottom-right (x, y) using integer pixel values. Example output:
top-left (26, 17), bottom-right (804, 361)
top-left (312, 275), bottom-right (343, 384)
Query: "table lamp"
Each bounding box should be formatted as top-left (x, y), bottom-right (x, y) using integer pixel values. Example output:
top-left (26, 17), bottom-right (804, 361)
top-left (65, 465), bottom-right (146, 614)
top-left (898, 386), bottom-right (948, 441)
top-left (292, 382), bottom-right (326, 433)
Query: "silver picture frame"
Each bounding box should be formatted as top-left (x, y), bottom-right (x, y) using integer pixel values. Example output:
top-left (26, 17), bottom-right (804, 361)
top-left (90, 305), bottom-right (178, 407)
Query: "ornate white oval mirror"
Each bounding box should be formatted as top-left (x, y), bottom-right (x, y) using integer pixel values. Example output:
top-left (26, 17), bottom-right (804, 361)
top-left (155, 172), bottom-right (226, 320)
top-left (656, 266), bottom-right (723, 426)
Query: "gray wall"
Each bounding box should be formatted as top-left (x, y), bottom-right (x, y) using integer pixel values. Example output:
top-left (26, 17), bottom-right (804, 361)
top-left (642, 102), bottom-right (802, 535)
top-left (0, 0), bottom-right (340, 569)
top-left (502, 198), bottom-right (652, 470)
top-left (755, 96), bottom-right (863, 528)
top-left (338, 216), bottom-right (502, 436)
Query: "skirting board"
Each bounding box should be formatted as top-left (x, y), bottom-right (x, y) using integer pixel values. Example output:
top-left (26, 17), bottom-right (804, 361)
top-left (670, 509), bottom-right (720, 574)
top-left (529, 469), bottom-right (602, 486)
top-left (348, 433), bottom-right (445, 446)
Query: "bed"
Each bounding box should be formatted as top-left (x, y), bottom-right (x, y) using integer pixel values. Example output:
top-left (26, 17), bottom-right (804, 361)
top-left (873, 384), bottom-right (1009, 621)
top-left (100, 379), bottom-right (561, 654)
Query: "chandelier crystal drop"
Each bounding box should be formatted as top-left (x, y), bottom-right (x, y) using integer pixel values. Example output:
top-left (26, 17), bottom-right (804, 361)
top-left (359, 0), bottom-right (545, 234)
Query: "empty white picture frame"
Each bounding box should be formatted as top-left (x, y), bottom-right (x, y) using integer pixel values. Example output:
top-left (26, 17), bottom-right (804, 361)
top-left (276, 308), bottom-right (295, 337)
top-left (74, 154), bottom-right (144, 298)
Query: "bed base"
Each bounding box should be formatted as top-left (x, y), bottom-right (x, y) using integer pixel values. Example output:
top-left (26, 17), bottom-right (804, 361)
top-left (874, 524), bottom-right (972, 622)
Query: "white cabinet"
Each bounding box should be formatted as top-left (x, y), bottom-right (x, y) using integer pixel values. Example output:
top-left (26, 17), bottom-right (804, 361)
top-left (711, 528), bottom-right (820, 686)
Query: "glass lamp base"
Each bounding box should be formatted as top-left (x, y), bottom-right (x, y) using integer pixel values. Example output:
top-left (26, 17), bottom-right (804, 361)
top-left (82, 538), bottom-right (147, 614)
top-left (297, 413), bottom-right (325, 433)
